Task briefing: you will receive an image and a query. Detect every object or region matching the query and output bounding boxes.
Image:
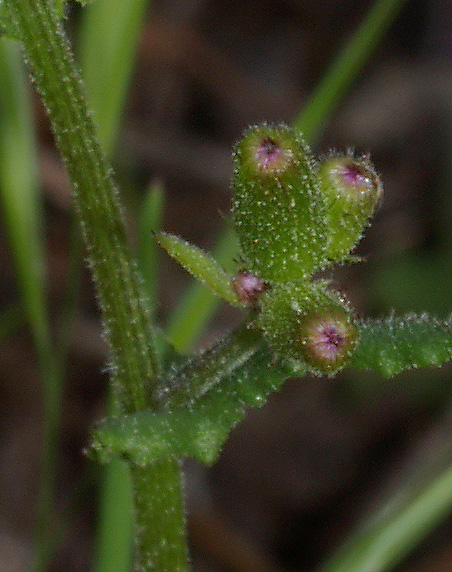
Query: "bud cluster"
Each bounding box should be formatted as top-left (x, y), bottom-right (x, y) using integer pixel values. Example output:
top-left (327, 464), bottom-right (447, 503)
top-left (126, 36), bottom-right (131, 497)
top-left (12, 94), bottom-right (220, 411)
top-left (157, 122), bottom-right (382, 374)
top-left (229, 123), bottom-right (382, 373)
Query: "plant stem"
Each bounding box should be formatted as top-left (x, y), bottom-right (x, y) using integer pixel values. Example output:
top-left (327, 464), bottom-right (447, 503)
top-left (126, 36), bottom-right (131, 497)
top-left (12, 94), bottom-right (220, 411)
top-left (156, 321), bottom-right (263, 408)
top-left (6, 1), bottom-right (188, 570)
top-left (6, 0), bottom-right (158, 412)
top-left (131, 459), bottom-right (188, 572)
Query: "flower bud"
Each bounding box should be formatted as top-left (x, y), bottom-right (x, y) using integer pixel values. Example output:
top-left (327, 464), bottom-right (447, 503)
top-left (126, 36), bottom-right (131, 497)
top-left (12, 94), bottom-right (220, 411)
top-left (258, 281), bottom-right (358, 373)
top-left (232, 269), bottom-right (267, 303)
top-left (232, 123), bottom-right (327, 280)
top-left (318, 153), bottom-right (382, 260)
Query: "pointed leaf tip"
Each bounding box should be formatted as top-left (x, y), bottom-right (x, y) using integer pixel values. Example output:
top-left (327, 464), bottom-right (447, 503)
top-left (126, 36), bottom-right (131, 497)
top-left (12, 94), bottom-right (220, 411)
top-left (154, 231), bottom-right (240, 303)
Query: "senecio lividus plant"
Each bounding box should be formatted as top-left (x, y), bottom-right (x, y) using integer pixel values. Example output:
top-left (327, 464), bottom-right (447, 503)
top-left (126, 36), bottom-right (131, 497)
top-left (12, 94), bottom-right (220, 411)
top-left (92, 122), bottom-right (452, 570)
top-left (92, 121), bottom-right (452, 460)
top-left (7, 0), bottom-right (452, 570)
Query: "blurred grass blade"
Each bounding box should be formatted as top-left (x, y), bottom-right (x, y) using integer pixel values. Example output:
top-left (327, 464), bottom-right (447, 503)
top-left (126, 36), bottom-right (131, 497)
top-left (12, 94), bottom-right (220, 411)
top-left (294, 0), bottom-right (408, 142)
top-left (165, 225), bottom-right (240, 353)
top-left (0, 38), bottom-right (62, 572)
top-left (0, 301), bottom-right (24, 343)
top-left (316, 452), bottom-right (452, 572)
top-left (78, 0), bottom-right (150, 155)
top-left (0, 38), bottom-right (48, 350)
top-left (92, 459), bottom-right (134, 572)
top-left (138, 178), bottom-right (165, 316)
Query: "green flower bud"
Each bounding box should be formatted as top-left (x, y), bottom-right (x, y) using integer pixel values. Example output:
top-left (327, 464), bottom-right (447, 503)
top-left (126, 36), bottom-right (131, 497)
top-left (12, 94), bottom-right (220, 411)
top-left (258, 281), bottom-right (358, 373)
top-left (232, 123), bottom-right (327, 280)
top-left (318, 153), bottom-right (382, 260)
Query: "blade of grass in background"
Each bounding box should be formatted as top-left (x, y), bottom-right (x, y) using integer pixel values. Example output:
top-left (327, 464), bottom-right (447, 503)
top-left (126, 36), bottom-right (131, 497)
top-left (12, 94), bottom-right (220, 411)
top-left (294, 0), bottom-right (409, 142)
top-left (0, 39), bottom-right (47, 351)
top-left (77, 3), bottom-right (155, 572)
top-left (78, 0), bottom-right (150, 155)
top-left (0, 38), bottom-right (62, 572)
top-left (316, 437), bottom-right (452, 572)
top-left (138, 178), bottom-right (164, 315)
top-left (163, 0), bottom-right (408, 353)
top-left (0, 302), bottom-right (24, 343)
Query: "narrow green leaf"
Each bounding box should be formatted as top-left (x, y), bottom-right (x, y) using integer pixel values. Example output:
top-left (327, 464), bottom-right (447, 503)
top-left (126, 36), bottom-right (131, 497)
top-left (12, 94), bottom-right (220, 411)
top-left (350, 314), bottom-right (452, 376)
top-left (165, 225), bottom-right (240, 352)
top-left (156, 231), bottom-right (240, 304)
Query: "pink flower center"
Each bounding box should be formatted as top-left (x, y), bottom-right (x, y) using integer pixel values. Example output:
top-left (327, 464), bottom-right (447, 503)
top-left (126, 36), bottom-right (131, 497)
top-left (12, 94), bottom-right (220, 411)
top-left (342, 161), bottom-right (366, 184)
top-left (257, 137), bottom-right (281, 169)
top-left (317, 323), bottom-right (345, 357)
top-left (232, 269), bottom-right (266, 303)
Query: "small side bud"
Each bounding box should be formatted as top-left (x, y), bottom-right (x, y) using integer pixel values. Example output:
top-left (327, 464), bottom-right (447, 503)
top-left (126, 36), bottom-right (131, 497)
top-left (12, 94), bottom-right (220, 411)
top-left (232, 269), bottom-right (267, 303)
top-left (318, 153), bottom-right (382, 260)
top-left (232, 123), bottom-right (327, 280)
top-left (258, 282), bottom-right (358, 374)
top-left (299, 307), bottom-right (358, 371)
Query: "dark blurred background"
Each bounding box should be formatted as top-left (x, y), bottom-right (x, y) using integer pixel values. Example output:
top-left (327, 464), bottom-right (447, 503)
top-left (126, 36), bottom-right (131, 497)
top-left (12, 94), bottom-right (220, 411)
top-left (2, 0), bottom-right (452, 571)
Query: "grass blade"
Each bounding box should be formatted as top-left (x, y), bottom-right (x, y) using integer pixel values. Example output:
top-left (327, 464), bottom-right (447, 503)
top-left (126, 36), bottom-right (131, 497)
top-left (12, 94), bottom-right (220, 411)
top-left (138, 178), bottom-right (165, 316)
top-left (0, 38), bottom-right (48, 349)
top-left (78, 0), bottom-right (150, 155)
top-left (294, 0), bottom-right (409, 141)
top-left (316, 446), bottom-right (452, 572)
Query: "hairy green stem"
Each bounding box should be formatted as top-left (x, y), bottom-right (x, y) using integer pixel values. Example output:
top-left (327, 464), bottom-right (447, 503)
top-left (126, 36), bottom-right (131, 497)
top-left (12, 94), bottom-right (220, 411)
top-left (6, 1), bottom-right (187, 570)
top-left (131, 459), bottom-right (188, 572)
top-left (6, 0), bottom-right (158, 412)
